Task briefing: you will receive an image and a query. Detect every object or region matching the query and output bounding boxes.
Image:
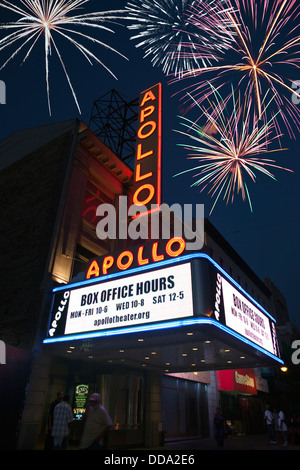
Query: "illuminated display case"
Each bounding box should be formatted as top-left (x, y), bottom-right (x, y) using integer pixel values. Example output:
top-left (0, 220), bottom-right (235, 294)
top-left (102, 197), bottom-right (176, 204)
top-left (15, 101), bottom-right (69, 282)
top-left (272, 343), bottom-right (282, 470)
top-left (73, 384), bottom-right (89, 421)
top-left (44, 249), bottom-right (282, 368)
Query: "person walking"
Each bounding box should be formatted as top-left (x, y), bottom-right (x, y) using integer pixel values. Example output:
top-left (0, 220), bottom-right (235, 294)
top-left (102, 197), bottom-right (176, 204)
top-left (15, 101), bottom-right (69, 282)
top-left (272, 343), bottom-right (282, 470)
top-left (278, 409), bottom-right (288, 446)
top-left (51, 394), bottom-right (74, 450)
top-left (45, 392), bottom-right (63, 450)
top-left (79, 393), bottom-right (113, 450)
top-left (264, 404), bottom-right (276, 444)
top-left (213, 407), bottom-right (226, 448)
top-left (272, 409), bottom-right (280, 443)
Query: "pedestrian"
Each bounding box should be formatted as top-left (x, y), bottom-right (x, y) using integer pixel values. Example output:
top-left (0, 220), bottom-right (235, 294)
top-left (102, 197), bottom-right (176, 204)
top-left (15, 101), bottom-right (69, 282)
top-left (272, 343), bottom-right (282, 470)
top-left (289, 413), bottom-right (300, 445)
top-left (79, 393), bottom-right (113, 450)
top-left (278, 409), bottom-right (288, 446)
top-left (45, 392), bottom-right (63, 450)
top-left (213, 407), bottom-right (226, 448)
top-left (264, 404), bottom-right (276, 444)
top-left (51, 394), bottom-right (74, 450)
top-left (272, 408), bottom-right (280, 443)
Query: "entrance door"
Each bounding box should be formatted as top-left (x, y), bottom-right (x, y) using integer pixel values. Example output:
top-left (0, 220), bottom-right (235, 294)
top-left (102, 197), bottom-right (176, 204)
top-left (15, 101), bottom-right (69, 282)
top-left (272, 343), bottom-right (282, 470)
top-left (161, 375), bottom-right (209, 439)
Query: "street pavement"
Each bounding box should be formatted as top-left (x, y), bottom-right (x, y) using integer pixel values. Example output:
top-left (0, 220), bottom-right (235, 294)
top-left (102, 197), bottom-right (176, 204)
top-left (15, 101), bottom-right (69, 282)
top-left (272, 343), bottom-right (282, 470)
top-left (163, 433), bottom-right (300, 450)
top-left (34, 432), bottom-right (300, 451)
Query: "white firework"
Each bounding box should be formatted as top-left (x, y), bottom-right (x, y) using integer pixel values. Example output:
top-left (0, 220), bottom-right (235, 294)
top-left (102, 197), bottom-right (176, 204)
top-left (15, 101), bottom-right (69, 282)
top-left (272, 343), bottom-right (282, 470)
top-left (125, 0), bottom-right (235, 76)
top-left (0, 0), bottom-right (128, 114)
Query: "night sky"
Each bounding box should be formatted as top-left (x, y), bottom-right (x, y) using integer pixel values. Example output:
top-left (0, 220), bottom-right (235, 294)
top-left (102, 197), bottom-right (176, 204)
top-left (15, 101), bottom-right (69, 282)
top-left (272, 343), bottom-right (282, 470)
top-left (0, 0), bottom-right (299, 327)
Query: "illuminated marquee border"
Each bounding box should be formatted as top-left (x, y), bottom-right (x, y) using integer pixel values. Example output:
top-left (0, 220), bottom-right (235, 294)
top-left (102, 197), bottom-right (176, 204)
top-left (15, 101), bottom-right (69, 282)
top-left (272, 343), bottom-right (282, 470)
top-left (43, 315), bottom-right (283, 364)
top-left (44, 253), bottom-right (283, 365)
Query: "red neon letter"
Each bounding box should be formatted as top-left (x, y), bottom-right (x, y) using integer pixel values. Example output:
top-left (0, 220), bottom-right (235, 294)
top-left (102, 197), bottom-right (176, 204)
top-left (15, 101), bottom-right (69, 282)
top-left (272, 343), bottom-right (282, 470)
top-left (140, 105), bottom-right (155, 123)
top-left (140, 90), bottom-right (156, 107)
top-left (102, 256), bottom-right (114, 275)
top-left (152, 242), bottom-right (164, 262)
top-left (137, 121), bottom-right (157, 139)
top-left (137, 143), bottom-right (153, 160)
top-left (138, 246), bottom-right (149, 266)
top-left (117, 251), bottom-right (134, 270)
top-left (166, 237), bottom-right (186, 257)
top-left (86, 260), bottom-right (100, 279)
top-left (135, 163), bottom-right (153, 182)
top-left (133, 184), bottom-right (155, 206)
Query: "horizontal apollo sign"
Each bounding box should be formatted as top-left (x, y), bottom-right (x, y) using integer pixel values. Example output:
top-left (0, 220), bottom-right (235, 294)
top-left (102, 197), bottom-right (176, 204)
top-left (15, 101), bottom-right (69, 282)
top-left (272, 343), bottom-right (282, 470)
top-left (46, 262), bottom-right (194, 339)
top-left (132, 83), bottom-right (162, 216)
top-left (85, 236), bottom-right (186, 279)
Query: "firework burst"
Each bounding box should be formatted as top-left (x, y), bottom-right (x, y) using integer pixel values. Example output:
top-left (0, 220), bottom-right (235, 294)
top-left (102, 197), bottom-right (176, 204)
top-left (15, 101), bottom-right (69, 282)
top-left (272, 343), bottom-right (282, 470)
top-left (125, 0), bottom-right (235, 76)
top-left (173, 85), bottom-right (293, 214)
top-left (173, 0), bottom-right (300, 138)
top-left (0, 0), bottom-right (128, 115)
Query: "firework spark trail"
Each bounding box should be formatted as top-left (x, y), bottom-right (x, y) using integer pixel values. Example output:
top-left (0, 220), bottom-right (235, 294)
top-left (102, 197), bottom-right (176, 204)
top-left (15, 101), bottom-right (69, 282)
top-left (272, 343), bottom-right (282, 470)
top-left (172, 0), bottom-right (300, 139)
top-left (173, 86), bottom-right (293, 214)
top-left (0, 0), bottom-right (128, 115)
top-left (125, 0), bottom-right (235, 77)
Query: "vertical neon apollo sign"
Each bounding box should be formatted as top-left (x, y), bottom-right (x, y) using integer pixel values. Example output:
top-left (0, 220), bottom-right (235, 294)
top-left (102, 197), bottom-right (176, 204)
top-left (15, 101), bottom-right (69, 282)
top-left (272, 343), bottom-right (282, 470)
top-left (132, 83), bottom-right (162, 216)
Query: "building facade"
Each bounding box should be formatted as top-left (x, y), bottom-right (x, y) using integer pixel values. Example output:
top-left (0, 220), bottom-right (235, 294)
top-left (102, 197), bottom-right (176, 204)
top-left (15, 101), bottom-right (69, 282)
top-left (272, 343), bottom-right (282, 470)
top-left (0, 116), bottom-right (287, 450)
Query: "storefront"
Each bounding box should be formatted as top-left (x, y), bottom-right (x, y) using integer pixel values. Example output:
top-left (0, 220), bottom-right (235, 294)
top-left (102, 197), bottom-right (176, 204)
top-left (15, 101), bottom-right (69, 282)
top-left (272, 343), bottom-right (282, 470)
top-left (216, 368), bottom-right (269, 435)
top-left (39, 356), bottom-right (146, 449)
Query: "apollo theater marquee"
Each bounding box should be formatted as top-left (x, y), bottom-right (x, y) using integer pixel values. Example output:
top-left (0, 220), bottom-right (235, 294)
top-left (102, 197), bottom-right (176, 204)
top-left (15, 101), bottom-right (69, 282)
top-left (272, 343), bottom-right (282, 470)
top-left (44, 84), bottom-right (283, 372)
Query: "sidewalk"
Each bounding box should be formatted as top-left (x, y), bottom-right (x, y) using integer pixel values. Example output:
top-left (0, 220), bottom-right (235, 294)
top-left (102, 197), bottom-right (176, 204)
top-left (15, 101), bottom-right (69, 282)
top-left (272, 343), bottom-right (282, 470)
top-left (34, 432), bottom-right (300, 451)
top-left (164, 433), bottom-right (300, 451)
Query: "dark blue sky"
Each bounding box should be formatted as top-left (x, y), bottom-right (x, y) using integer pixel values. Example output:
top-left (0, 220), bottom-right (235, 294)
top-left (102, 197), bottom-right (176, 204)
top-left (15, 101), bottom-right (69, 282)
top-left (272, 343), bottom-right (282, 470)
top-left (0, 0), bottom-right (299, 327)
